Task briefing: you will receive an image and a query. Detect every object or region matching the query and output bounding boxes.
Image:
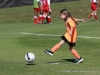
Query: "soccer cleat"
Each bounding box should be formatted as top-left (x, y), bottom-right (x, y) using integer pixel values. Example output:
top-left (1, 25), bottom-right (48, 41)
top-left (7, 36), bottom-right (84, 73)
top-left (75, 57), bottom-right (83, 64)
top-left (44, 49), bottom-right (53, 56)
top-left (49, 22), bottom-right (52, 24)
top-left (95, 20), bottom-right (98, 21)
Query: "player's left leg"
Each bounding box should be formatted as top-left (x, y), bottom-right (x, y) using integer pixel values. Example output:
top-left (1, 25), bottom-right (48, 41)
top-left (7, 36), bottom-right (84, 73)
top-left (46, 11), bottom-right (52, 24)
top-left (34, 8), bottom-right (40, 24)
top-left (37, 11), bottom-right (48, 24)
top-left (44, 40), bottom-right (65, 56)
top-left (69, 46), bottom-right (83, 63)
top-left (42, 12), bottom-right (47, 22)
top-left (37, 11), bottom-right (43, 24)
top-left (94, 10), bottom-right (98, 21)
top-left (33, 8), bottom-right (37, 24)
top-left (88, 11), bottom-right (94, 20)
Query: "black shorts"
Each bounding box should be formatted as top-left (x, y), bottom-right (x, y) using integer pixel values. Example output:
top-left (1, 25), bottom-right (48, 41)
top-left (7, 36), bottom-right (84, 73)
top-left (61, 35), bottom-right (76, 46)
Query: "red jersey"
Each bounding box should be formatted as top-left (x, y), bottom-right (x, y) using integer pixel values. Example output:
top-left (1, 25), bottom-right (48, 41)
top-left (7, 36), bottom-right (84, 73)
top-left (90, 0), bottom-right (97, 10)
top-left (40, 0), bottom-right (50, 11)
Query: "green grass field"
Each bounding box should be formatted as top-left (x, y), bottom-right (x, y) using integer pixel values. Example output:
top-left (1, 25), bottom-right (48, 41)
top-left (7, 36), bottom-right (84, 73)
top-left (0, 0), bottom-right (100, 75)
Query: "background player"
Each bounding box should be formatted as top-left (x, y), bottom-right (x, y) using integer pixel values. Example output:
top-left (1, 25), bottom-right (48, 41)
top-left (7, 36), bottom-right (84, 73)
top-left (88, 0), bottom-right (99, 21)
top-left (33, 0), bottom-right (40, 24)
top-left (37, 0), bottom-right (52, 24)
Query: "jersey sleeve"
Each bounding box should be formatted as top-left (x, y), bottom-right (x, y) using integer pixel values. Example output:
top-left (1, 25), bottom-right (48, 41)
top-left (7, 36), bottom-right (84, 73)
top-left (68, 18), bottom-right (76, 27)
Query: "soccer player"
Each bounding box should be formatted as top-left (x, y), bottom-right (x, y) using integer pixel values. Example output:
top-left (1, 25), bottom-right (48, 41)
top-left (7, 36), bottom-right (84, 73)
top-left (33, 0), bottom-right (40, 24)
top-left (37, 0), bottom-right (52, 24)
top-left (44, 9), bottom-right (86, 64)
top-left (88, 0), bottom-right (99, 21)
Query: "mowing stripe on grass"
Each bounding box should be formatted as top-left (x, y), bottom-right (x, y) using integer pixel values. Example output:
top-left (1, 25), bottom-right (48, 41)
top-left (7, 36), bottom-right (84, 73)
top-left (0, 32), bottom-right (100, 39)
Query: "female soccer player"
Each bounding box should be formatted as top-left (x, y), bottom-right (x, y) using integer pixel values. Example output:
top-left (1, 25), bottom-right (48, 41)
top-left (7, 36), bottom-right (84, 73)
top-left (88, 0), bottom-right (99, 21)
top-left (33, 0), bottom-right (40, 24)
top-left (37, 0), bottom-right (52, 24)
top-left (44, 9), bottom-right (86, 64)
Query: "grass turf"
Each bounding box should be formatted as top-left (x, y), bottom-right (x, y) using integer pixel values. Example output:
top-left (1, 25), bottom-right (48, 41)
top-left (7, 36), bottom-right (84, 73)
top-left (0, 0), bottom-right (100, 75)
top-left (0, 21), bottom-right (100, 75)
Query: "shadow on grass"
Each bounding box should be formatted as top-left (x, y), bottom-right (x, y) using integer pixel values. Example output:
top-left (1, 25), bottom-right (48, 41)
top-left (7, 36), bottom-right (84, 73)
top-left (61, 59), bottom-right (75, 63)
top-left (89, 20), bottom-right (100, 21)
top-left (47, 59), bottom-right (76, 64)
top-left (47, 58), bottom-right (83, 64)
top-left (26, 63), bottom-right (36, 65)
top-left (61, 59), bottom-right (83, 63)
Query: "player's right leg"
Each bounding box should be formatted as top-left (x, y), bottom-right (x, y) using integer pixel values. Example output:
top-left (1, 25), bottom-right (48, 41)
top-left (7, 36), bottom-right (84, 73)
top-left (94, 10), bottom-right (98, 21)
top-left (33, 8), bottom-right (40, 24)
top-left (69, 46), bottom-right (83, 64)
top-left (33, 8), bottom-right (37, 24)
top-left (88, 11), bottom-right (94, 20)
top-left (46, 12), bottom-right (52, 24)
top-left (44, 40), bottom-right (64, 56)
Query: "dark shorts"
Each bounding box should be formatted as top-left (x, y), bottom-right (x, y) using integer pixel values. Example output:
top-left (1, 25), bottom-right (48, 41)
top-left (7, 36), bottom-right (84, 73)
top-left (61, 35), bottom-right (76, 47)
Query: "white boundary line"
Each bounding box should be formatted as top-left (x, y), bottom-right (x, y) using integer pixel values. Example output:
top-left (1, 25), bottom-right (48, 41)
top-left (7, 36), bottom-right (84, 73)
top-left (0, 32), bottom-right (100, 39)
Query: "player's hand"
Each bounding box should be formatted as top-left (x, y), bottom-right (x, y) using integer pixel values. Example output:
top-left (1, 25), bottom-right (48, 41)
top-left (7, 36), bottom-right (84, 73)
top-left (82, 19), bottom-right (86, 22)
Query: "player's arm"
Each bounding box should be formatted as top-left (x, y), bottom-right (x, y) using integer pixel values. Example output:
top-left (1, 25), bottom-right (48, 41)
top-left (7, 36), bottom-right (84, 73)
top-left (74, 18), bottom-right (86, 22)
top-left (37, 0), bottom-right (40, 8)
top-left (48, 0), bottom-right (51, 11)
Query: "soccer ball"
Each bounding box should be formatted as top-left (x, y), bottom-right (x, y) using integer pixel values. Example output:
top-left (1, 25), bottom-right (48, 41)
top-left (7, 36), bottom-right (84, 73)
top-left (25, 52), bottom-right (35, 63)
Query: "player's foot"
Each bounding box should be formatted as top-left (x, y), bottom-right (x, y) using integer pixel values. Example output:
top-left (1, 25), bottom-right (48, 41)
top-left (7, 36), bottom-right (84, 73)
top-left (49, 22), bottom-right (52, 24)
top-left (44, 49), bottom-right (53, 56)
top-left (75, 57), bottom-right (83, 64)
top-left (95, 20), bottom-right (98, 21)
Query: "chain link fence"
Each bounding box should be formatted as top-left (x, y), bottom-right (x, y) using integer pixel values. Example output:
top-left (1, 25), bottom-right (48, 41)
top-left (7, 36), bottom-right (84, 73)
top-left (0, 0), bottom-right (79, 8)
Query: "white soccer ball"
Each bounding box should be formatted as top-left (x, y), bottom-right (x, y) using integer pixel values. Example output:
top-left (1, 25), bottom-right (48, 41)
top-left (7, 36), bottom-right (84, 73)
top-left (25, 52), bottom-right (35, 63)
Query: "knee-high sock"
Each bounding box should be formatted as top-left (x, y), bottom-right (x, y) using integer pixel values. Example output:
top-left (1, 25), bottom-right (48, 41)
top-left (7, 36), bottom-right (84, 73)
top-left (37, 15), bottom-right (43, 22)
top-left (88, 14), bottom-right (93, 19)
top-left (41, 15), bottom-right (46, 22)
top-left (34, 16), bottom-right (37, 24)
top-left (51, 44), bottom-right (60, 53)
top-left (47, 16), bottom-right (52, 23)
top-left (71, 49), bottom-right (80, 59)
top-left (94, 15), bottom-right (98, 20)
